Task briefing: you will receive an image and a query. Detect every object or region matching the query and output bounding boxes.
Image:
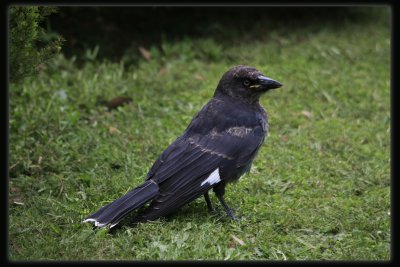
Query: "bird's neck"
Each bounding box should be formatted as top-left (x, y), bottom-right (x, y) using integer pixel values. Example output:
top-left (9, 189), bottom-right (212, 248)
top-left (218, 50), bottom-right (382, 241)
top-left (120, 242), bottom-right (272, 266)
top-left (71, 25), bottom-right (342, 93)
top-left (213, 90), bottom-right (260, 105)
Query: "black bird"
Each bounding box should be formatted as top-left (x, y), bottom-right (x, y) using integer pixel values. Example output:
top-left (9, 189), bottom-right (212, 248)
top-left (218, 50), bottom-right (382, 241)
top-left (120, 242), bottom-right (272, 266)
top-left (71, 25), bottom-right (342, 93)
top-left (83, 65), bottom-right (282, 228)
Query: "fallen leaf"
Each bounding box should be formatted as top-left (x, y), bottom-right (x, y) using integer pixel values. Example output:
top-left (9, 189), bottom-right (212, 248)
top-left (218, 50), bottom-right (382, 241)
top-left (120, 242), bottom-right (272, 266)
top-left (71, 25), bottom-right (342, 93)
top-left (12, 243), bottom-right (22, 254)
top-left (106, 96), bottom-right (132, 110)
top-left (10, 187), bottom-right (19, 193)
top-left (231, 234), bottom-right (245, 246)
top-left (36, 63), bottom-right (47, 72)
top-left (301, 110), bottom-right (313, 118)
top-left (281, 135), bottom-right (289, 142)
top-left (194, 74), bottom-right (204, 80)
top-left (138, 46), bottom-right (151, 61)
top-left (11, 196), bottom-right (24, 204)
top-left (159, 67), bottom-right (167, 76)
top-left (108, 126), bottom-right (121, 134)
top-left (10, 187), bottom-right (23, 204)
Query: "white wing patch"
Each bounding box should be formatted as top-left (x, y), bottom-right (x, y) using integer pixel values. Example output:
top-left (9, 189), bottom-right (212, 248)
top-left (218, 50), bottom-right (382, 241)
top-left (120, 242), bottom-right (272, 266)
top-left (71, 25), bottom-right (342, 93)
top-left (201, 168), bottom-right (221, 186)
top-left (82, 218), bottom-right (111, 228)
top-left (82, 218), bottom-right (96, 223)
top-left (110, 222), bottom-right (119, 228)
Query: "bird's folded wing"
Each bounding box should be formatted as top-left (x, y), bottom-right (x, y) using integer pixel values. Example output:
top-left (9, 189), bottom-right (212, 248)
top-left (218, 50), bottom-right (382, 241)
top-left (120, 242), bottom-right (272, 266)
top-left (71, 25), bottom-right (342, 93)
top-left (147, 137), bottom-right (227, 186)
top-left (147, 121), bottom-right (265, 187)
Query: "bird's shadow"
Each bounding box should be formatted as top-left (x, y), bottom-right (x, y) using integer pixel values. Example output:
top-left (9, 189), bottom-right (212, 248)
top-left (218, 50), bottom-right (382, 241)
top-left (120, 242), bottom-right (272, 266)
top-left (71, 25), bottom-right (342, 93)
top-left (107, 199), bottom-right (241, 234)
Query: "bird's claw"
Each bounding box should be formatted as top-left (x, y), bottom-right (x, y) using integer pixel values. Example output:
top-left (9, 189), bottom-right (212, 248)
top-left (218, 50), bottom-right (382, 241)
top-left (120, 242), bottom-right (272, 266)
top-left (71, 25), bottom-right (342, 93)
top-left (226, 209), bottom-right (241, 221)
top-left (208, 206), bottom-right (216, 213)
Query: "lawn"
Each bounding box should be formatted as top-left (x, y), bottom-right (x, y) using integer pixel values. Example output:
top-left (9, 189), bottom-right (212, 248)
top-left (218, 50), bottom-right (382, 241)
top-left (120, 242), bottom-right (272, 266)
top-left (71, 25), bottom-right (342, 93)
top-left (8, 7), bottom-right (390, 260)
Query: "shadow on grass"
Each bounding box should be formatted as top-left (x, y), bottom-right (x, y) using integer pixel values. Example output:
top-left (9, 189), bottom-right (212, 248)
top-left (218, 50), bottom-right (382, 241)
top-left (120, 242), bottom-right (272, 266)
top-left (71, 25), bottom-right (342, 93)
top-left (106, 199), bottom-right (223, 233)
top-left (48, 6), bottom-right (378, 62)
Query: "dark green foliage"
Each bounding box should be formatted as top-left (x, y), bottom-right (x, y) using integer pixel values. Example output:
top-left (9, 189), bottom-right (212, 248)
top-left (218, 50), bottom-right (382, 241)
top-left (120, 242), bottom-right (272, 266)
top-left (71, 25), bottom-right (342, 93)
top-left (9, 6), bottom-right (63, 83)
top-left (47, 6), bottom-right (370, 62)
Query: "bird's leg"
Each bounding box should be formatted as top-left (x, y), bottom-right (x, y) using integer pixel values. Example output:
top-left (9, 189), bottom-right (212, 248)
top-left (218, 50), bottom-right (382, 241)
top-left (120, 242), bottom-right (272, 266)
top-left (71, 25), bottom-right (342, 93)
top-left (204, 191), bottom-right (215, 212)
top-left (216, 194), bottom-right (238, 220)
top-left (213, 184), bottom-right (239, 221)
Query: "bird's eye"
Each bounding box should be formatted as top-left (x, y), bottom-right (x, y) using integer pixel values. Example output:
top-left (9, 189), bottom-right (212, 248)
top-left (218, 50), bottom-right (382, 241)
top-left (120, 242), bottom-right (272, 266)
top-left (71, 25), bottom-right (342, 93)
top-left (243, 79), bottom-right (250, 87)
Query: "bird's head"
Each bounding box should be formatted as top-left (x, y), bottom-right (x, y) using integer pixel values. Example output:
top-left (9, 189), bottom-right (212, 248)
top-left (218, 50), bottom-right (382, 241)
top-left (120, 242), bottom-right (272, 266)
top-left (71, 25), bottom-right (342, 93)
top-left (214, 65), bottom-right (282, 103)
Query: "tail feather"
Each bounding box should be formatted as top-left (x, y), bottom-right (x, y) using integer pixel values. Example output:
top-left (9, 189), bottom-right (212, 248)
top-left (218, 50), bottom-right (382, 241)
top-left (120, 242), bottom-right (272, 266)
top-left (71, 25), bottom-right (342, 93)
top-left (83, 180), bottom-right (159, 228)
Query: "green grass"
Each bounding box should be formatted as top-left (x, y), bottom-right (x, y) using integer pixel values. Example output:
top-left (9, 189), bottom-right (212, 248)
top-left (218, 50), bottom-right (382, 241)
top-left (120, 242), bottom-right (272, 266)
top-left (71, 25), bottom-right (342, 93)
top-left (9, 7), bottom-right (390, 260)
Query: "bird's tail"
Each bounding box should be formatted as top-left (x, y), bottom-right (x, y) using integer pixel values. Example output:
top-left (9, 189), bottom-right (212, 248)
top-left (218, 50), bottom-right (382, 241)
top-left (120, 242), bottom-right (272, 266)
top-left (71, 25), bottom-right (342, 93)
top-left (82, 180), bottom-right (159, 228)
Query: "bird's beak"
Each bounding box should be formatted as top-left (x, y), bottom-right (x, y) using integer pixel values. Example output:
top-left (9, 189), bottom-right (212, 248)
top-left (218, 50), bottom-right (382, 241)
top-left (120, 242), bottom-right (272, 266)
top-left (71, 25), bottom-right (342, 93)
top-left (257, 75), bottom-right (282, 90)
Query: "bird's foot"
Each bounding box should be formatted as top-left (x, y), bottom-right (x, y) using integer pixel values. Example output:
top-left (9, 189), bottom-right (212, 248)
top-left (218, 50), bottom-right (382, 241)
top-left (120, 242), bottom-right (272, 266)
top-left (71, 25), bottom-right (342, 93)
top-left (226, 208), bottom-right (241, 221)
top-left (208, 206), bottom-right (216, 213)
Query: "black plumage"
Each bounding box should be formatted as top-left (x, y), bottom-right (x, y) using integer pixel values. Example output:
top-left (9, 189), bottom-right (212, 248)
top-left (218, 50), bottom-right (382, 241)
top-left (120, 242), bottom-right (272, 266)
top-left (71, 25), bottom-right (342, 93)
top-left (83, 65), bottom-right (282, 228)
